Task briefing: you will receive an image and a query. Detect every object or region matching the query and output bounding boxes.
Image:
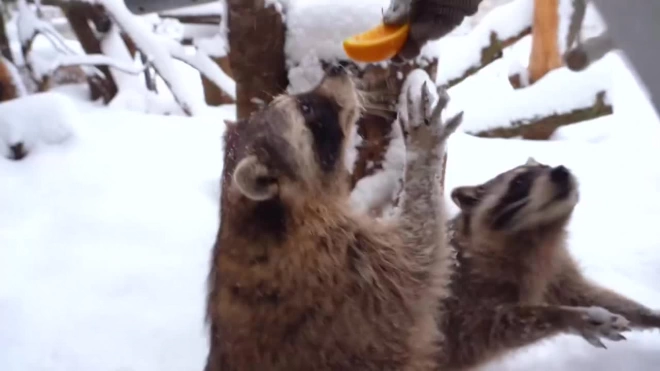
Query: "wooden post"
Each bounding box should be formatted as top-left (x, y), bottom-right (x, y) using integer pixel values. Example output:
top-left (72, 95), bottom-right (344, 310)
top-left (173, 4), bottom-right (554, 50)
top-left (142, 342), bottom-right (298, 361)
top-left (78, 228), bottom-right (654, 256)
top-left (528, 0), bottom-right (563, 84)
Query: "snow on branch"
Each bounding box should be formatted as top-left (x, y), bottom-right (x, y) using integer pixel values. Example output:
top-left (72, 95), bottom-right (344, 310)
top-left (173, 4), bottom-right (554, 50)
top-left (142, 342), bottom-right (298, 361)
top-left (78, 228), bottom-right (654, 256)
top-left (166, 38), bottom-right (236, 100)
top-left (436, 0), bottom-right (534, 88)
top-left (16, 0), bottom-right (76, 55)
top-left (29, 53), bottom-right (151, 82)
top-left (85, 0), bottom-right (234, 116)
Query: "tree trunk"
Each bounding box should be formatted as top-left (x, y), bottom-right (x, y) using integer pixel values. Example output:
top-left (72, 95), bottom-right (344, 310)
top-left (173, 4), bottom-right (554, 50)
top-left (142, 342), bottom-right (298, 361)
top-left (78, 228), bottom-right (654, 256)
top-left (0, 58), bottom-right (20, 102)
top-left (227, 0), bottom-right (288, 119)
top-left (61, 2), bottom-right (117, 102)
top-left (528, 0), bottom-right (563, 84)
top-left (0, 5), bottom-right (12, 62)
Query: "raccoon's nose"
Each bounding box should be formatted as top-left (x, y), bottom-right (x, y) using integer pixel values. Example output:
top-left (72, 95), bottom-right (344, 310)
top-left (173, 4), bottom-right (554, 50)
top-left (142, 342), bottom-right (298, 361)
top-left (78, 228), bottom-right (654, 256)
top-left (550, 165), bottom-right (570, 184)
top-left (326, 63), bottom-right (347, 77)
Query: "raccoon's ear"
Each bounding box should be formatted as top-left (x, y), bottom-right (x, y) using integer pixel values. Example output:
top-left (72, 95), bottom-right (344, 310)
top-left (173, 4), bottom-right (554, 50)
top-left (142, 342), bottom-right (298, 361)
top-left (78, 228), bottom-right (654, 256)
top-left (525, 157), bottom-right (540, 166)
top-left (451, 186), bottom-right (480, 211)
top-left (232, 155), bottom-right (278, 201)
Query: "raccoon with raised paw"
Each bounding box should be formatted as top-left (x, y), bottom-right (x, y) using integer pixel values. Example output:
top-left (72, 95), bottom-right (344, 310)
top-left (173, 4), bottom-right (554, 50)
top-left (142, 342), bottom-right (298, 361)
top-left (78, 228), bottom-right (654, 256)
top-left (435, 158), bottom-right (660, 369)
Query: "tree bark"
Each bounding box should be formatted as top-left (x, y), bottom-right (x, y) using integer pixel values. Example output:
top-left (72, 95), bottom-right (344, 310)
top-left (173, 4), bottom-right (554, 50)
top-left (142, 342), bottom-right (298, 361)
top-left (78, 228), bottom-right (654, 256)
top-left (0, 5), bottom-right (12, 62)
top-left (528, 0), bottom-right (563, 84)
top-left (227, 0), bottom-right (288, 119)
top-left (0, 58), bottom-right (20, 102)
top-left (61, 2), bottom-right (117, 102)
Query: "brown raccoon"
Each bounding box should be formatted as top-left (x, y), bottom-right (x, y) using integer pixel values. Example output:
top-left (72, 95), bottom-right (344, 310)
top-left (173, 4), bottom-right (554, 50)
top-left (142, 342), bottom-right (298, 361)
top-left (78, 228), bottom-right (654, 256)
top-left (204, 67), bottom-right (462, 371)
top-left (436, 158), bottom-right (651, 370)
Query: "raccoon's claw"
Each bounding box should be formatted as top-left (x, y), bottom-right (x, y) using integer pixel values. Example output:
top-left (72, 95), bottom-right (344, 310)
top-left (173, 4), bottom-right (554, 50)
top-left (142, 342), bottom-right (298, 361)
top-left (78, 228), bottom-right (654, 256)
top-left (401, 80), bottom-right (463, 154)
top-left (572, 306), bottom-right (630, 349)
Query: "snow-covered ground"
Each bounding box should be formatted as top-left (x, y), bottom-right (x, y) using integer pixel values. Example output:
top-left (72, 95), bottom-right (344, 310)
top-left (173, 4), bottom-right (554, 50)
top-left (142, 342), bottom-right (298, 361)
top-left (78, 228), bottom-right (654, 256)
top-left (2, 3), bottom-right (660, 371)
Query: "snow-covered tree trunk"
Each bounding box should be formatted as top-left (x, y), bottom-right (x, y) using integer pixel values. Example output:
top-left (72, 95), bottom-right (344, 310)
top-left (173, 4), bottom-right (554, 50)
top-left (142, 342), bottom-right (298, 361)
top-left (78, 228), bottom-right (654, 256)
top-left (227, 0), bottom-right (288, 119)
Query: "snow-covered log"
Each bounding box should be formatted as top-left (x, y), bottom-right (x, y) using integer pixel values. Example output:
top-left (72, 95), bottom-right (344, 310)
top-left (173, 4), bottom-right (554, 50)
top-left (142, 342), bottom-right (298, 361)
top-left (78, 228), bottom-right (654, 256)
top-left (456, 59), bottom-right (614, 140)
top-left (437, 0), bottom-right (533, 88)
top-left (476, 91), bottom-right (611, 139)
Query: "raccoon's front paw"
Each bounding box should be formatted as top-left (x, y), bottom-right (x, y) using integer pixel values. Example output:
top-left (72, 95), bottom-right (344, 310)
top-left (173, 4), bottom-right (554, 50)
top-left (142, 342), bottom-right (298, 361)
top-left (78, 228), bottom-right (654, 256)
top-left (570, 306), bottom-right (631, 349)
top-left (399, 81), bottom-right (463, 156)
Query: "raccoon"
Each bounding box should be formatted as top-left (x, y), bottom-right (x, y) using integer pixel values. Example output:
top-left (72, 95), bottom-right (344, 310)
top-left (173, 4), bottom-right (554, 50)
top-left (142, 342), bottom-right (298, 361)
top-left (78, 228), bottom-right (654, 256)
top-left (204, 66), bottom-right (462, 371)
top-left (437, 158), bottom-right (639, 370)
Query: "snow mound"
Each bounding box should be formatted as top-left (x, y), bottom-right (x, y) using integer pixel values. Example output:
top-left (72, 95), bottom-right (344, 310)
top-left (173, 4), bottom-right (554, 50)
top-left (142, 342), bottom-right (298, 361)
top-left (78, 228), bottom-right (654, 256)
top-left (0, 92), bottom-right (80, 159)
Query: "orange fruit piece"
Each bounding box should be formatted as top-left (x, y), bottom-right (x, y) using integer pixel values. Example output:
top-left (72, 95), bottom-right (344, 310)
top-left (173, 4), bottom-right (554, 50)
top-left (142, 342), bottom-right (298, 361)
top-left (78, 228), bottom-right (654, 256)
top-left (343, 23), bottom-right (411, 63)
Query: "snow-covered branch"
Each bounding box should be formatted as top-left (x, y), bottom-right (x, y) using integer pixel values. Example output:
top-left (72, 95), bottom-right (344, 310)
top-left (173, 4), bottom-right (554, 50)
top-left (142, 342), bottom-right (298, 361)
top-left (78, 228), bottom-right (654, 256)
top-left (437, 0), bottom-right (534, 87)
top-left (85, 0), bottom-right (235, 116)
top-left (30, 53), bottom-right (150, 82)
top-left (16, 0), bottom-right (76, 55)
top-left (166, 38), bottom-right (235, 100)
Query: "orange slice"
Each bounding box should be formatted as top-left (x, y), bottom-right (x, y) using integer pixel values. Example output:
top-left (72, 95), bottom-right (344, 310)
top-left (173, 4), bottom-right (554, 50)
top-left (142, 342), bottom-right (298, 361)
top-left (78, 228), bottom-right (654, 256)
top-left (343, 23), bottom-right (410, 63)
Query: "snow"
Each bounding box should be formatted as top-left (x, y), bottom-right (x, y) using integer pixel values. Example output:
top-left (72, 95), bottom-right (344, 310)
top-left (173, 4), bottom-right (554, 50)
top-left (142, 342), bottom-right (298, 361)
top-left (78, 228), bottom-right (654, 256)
top-left (444, 35), bottom-right (615, 134)
top-left (2, 1), bottom-right (660, 370)
top-left (436, 0), bottom-right (534, 87)
top-left (87, 0), bottom-right (206, 116)
top-left (0, 91), bottom-right (80, 159)
top-left (350, 116), bottom-right (405, 216)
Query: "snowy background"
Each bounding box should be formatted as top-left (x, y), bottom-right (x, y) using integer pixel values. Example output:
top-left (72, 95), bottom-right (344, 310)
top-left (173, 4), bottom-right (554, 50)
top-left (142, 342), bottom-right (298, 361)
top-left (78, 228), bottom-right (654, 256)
top-left (1, 0), bottom-right (660, 370)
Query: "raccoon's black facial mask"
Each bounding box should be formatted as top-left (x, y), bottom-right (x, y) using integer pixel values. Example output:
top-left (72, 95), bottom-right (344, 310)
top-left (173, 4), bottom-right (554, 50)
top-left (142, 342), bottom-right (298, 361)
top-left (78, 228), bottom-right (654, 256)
top-left (296, 93), bottom-right (344, 173)
top-left (489, 171), bottom-right (536, 230)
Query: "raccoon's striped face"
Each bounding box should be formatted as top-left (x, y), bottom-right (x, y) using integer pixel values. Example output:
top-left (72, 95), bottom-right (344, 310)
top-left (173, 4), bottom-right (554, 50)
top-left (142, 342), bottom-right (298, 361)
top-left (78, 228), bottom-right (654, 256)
top-left (451, 158), bottom-right (579, 233)
top-left (229, 65), bottom-right (362, 202)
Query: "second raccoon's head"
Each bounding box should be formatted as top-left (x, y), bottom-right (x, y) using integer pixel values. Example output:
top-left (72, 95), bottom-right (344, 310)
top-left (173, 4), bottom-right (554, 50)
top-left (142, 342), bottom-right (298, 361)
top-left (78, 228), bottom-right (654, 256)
top-left (225, 65), bottom-right (361, 205)
top-left (451, 158), bottom-right (579, 236)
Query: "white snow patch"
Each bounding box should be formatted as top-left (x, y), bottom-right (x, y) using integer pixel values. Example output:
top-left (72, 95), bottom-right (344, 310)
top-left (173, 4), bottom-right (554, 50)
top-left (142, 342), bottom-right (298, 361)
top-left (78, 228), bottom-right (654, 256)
top-left (344, 123), bottom-right (362, 174)
top-left (350, 118), bottom-right (405, 215)
top-left (0, 92), bottom-right (80, 158)
top-left (194, 33), bottom-right (228, 58)
top-left (436, 0), bottom-right (533, 86)
top-left (287, 53), bottom-right (324, 94)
